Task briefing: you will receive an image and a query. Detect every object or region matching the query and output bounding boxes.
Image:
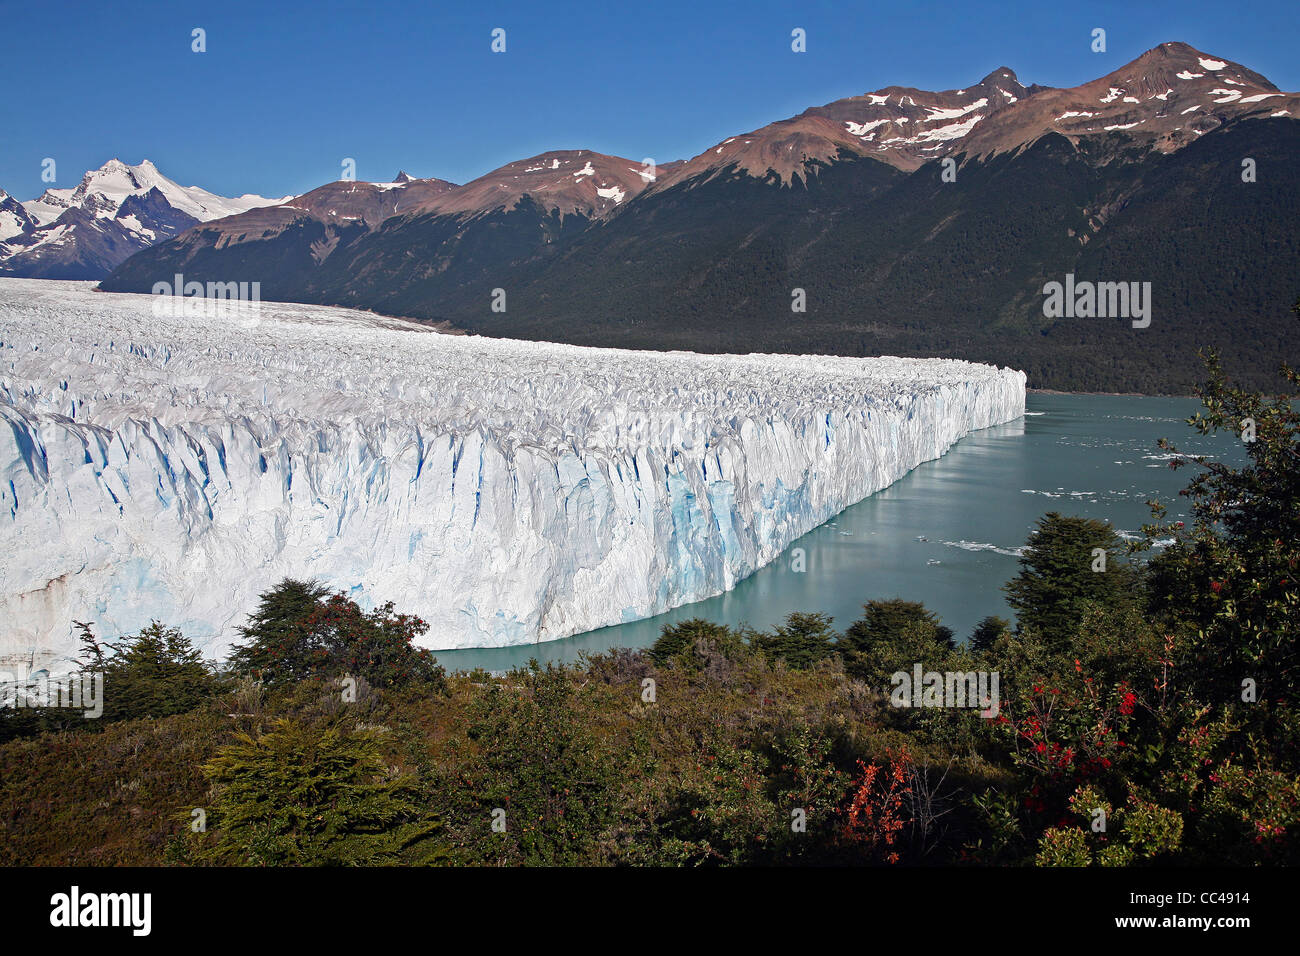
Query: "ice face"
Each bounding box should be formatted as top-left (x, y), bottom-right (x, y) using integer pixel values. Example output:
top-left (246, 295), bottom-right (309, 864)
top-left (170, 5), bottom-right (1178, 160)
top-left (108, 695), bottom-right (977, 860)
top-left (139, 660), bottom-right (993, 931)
top-left (0, 278), bottom-right (1025, 668)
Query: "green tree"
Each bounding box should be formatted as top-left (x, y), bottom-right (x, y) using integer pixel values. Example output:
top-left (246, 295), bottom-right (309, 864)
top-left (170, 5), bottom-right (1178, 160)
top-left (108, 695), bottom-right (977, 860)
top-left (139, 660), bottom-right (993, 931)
top-left (840, 599), bottom-right (953, 682)
top-left (98, 621), bottom-right (218, 722)
top-left (752, 612), bottom-right (838, 669)
top-left (842, 600), bottom-right (950, 653)
top-left (230, 583), bottom-right (445, 691)
top-left (1004, 514), bottom-right (1137, 645)
top-left (969, 615), bottom-right (1012, 655)
top-left (2, 620), bottom-right (215, 740)
top-left (648, 618), bottom-right (747, 667)
top-left (1144, 347), bottom-right (1300, 699)
top-left (228, 578), bottom-right (330, 679)
top-left (200, 718), bottom-right (444, 865)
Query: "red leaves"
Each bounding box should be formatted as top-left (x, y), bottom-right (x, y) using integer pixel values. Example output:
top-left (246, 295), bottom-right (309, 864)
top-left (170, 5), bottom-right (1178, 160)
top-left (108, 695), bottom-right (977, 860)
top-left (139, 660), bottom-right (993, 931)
top-left (841, 748), bottom-right (913, 864)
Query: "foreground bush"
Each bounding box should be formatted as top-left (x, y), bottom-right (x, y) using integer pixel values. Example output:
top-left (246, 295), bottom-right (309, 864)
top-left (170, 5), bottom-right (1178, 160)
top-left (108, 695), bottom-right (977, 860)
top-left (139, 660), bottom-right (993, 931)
top-left (192, 717), bottom-right (445, 866)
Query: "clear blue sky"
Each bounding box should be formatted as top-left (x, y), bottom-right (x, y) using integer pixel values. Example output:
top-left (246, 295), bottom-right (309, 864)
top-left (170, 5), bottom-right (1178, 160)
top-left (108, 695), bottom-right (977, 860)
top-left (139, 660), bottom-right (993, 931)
top-left (2, 0), bottom-right (1296, 200)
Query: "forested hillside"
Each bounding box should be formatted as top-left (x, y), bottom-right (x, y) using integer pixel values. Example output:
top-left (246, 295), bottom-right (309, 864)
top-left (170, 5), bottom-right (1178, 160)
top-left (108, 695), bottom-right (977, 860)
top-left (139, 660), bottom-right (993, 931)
top-left (104, 120), bottom-right (1300, 394)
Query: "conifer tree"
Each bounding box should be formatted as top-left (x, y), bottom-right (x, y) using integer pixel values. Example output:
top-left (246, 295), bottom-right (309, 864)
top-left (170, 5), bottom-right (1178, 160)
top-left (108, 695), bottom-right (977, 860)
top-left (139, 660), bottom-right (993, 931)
top-left (1003, 514), bottom-right (1136, 645)
top-left (201, 718), bottom-right (445, 866)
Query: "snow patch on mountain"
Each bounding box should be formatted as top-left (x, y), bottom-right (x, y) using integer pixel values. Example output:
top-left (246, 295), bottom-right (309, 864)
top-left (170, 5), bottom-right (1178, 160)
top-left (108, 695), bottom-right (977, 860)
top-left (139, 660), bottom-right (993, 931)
top-left (923, 98), bottom-right (988, 122)
top-left (845, 118), bottom-right (892, 137)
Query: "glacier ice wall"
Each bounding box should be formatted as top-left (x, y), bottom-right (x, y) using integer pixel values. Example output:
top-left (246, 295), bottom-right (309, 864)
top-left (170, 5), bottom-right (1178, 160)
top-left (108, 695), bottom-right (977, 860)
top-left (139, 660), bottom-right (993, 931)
top-left (0, 278), bottom-right (1025, 666)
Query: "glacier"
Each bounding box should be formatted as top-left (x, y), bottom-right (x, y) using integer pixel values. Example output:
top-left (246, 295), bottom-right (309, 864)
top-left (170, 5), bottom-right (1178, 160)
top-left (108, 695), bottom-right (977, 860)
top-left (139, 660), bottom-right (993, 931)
top-left (0, 278), bottom-right (1025, 668)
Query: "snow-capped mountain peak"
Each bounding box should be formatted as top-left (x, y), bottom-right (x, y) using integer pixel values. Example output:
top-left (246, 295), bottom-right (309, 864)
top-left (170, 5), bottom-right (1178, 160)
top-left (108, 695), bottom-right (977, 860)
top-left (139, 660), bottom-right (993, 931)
top-left (411, 149), bottom-right (665, 220)
top-left (651, 41), bottom-right (1296, 188)
top-left (0, 190), bottom-right (37, 242)
top-left (0, 159), bottom-right (289, 280)
top-left (47, 158), bottom-right (286, 224)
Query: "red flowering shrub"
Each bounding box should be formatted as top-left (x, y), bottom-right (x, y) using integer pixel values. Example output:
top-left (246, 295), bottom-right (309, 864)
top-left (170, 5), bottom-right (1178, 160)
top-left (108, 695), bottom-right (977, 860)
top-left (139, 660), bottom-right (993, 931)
top-left (841, 748), bottom-right (913, 864)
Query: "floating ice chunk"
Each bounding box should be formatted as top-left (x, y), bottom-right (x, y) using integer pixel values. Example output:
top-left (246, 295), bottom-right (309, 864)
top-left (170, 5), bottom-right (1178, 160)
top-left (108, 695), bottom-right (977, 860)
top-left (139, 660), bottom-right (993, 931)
top-left (942, 540), bottom-right (1026, 557)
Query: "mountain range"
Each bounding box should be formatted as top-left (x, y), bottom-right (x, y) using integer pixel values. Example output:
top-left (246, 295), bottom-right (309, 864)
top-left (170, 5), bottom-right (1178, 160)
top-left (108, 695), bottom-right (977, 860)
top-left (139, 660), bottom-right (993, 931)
top-left (51, 42), bottom-right (1300, 391)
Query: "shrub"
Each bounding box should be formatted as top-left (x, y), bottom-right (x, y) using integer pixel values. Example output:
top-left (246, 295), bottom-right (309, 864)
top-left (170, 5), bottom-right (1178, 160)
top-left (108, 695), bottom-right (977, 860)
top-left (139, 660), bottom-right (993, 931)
top-left (199, 717), bottom-right (445, 866)
top-left (230, 581), bottom-right (446, 692)
top-left (648, 618), bottom-right (748, 667)
top-left (751, 613), bottom-right (838, 669)
top-left (1004, 514), bottom-right (1138, 646)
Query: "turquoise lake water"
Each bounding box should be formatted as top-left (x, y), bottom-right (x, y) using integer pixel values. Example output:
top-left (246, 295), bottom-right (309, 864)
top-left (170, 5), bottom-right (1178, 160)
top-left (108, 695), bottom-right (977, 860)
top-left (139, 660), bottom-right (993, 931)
top-left (431, 393), bottom-right (1241, 672)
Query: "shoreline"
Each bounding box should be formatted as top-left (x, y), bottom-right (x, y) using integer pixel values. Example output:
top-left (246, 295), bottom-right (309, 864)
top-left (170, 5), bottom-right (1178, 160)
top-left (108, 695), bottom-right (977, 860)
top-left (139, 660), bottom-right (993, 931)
top-left (1027, 387), bottom-right (1198, 399)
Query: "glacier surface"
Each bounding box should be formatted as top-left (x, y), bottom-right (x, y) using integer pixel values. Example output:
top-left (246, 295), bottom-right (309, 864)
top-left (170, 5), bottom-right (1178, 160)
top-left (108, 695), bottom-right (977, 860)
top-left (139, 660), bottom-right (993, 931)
top-left (0, 278), bottom-right (1025, 667)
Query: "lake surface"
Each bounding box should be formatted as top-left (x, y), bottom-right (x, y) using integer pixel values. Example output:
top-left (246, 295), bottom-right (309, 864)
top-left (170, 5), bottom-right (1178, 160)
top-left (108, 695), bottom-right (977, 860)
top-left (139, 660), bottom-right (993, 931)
top-left (431, 393), bottom-right (1240, 672)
